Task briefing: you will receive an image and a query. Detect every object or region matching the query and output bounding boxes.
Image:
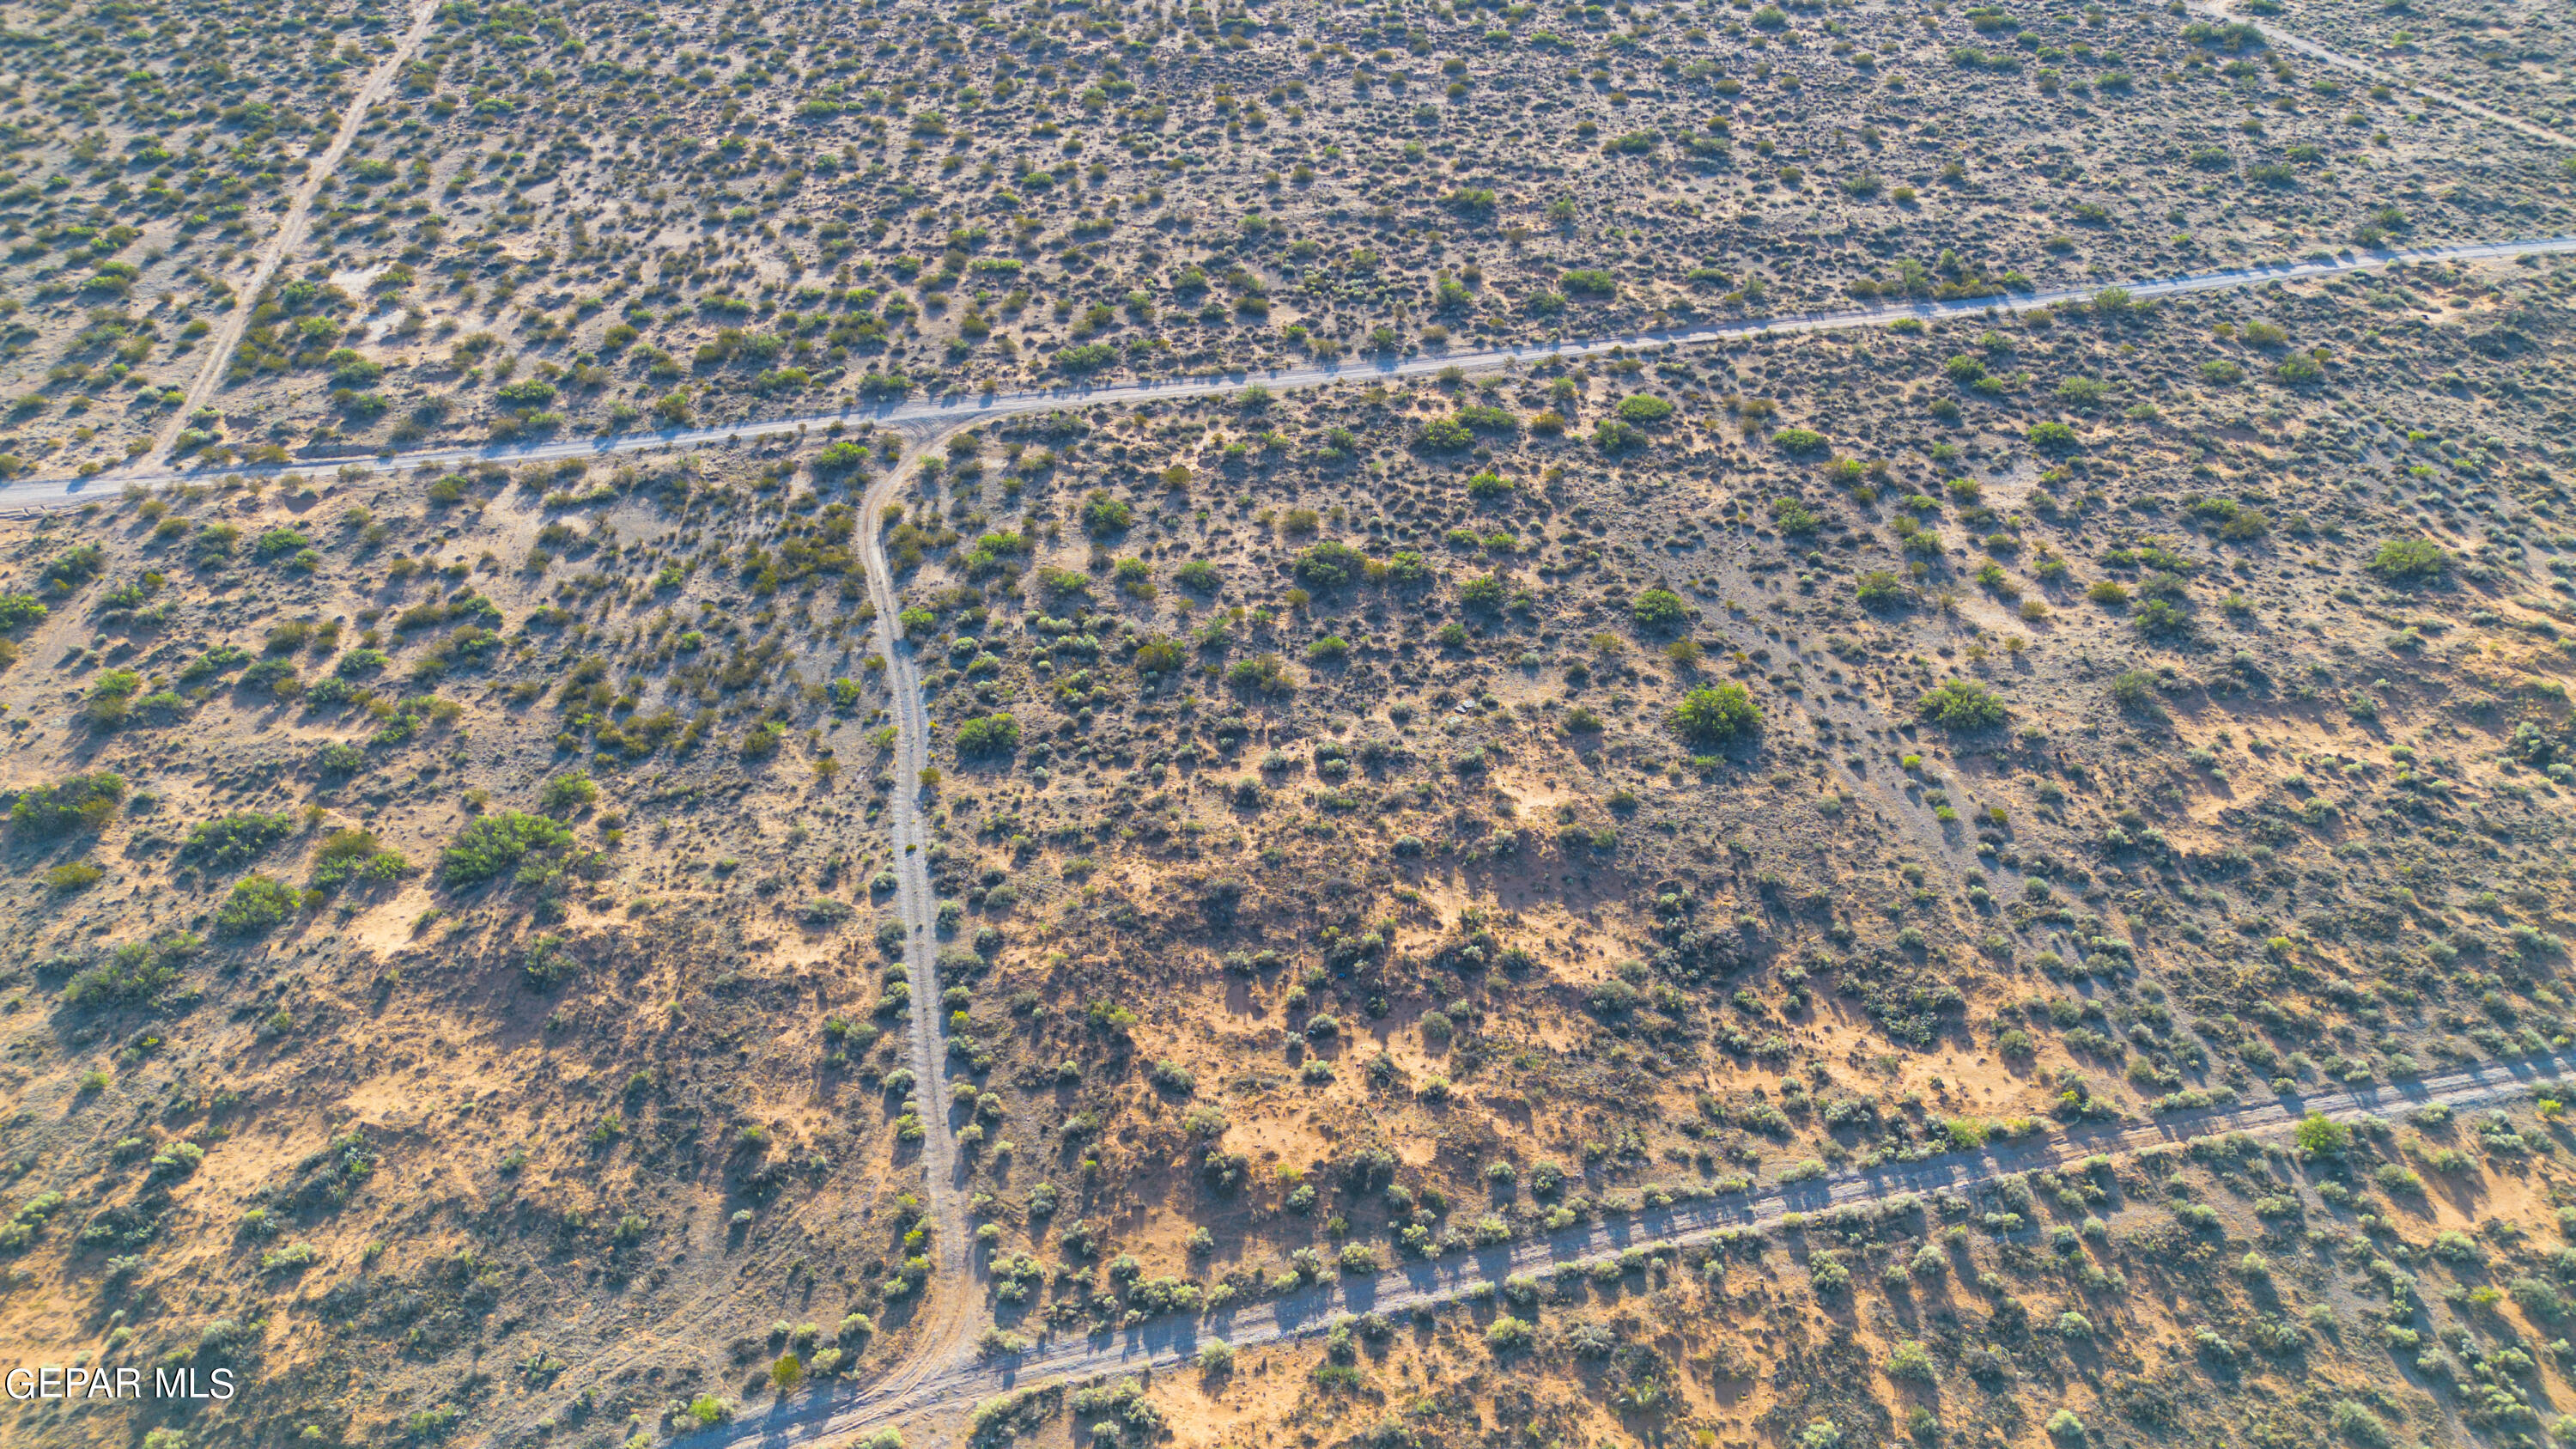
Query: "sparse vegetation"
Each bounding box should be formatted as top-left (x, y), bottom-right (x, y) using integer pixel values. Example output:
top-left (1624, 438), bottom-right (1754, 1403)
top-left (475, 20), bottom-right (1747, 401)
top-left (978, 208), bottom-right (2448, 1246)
top-left (0, 5), bottom-right (2569, 1448)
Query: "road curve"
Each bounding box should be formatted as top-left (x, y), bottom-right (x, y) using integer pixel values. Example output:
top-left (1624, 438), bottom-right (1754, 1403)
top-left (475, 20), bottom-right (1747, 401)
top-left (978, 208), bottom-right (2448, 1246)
top-left (676, 1050), bottom-right (2575, 1449)
top-left (148, 0), bottom-right (441, 466)
top-left (2190, 0), bottom-right (2575, 149)
top-left (9, 232), bottom-right (2568, 513)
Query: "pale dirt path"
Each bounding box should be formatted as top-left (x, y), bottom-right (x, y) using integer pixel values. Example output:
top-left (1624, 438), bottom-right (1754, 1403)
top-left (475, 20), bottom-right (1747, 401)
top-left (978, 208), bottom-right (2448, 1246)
top-left (147, 0), bottom-right (442, 466)
top-left (470, 428), bottom-right (979, 1449)
top-left (2189, 0), bottom-right (2575, 149)
top-left (3, 233), bottom-right (2555, 508)
top-left (848, 429), bottom-right (981, 1400)
top-left (669, 1047), bottom-right (2576, 1449)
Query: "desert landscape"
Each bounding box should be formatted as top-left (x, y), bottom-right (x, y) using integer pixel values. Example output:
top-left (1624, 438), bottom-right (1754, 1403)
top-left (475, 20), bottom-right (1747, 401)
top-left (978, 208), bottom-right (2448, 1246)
top-left (0, 1), bottom-right (2574, 1448)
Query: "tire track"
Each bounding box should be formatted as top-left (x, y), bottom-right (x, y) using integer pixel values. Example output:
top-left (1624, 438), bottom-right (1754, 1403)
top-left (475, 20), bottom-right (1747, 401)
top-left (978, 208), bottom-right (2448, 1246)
top-left (849, 431), bottom-right (980, 1396)
top-left (2189, 0), bottom-right (2574, 149)
top-left (147, 0), bottom-right (441, 466)
top-left (673, 1049), bottom-right (2576, 1449)
top-left (23, 232), bottom-right (2557, 502)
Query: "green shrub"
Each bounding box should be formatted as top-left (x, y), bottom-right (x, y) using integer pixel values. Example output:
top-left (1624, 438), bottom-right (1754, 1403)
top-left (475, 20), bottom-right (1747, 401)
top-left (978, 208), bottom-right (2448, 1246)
top-left (956, 714), bottom-right (1020, 757)
top-left (1670, 684), bottom-right (1759, 745)
top-left (1917, 680), bottom-right (2008, 730)
top-left (1631, 588), bottom-right (1687, 631)
top-left (310, 830), bottom-right (407, 891)
top-left (1079, 490), bottom-right (1132, 535)
top-left (441, 811), bottom-right (574, 887)
top-left (2367, 537), bottom-right (2446, 583)
top-left (215, 874), bottom-right (298, 935)
top-left (182, 812), bottom-right (296, 867)
top-left (1855, 570), bottom-right (1908, 609)
top-left (2330, 1401), bottom-right (2391, 1449)
top-left (1591, 418), bottom-right (1644, 454)
top-left (1419, 416), bottom-right (1473, 450)
top-left (538, 772), bottom-right (598, 816)
top-left (1291, 541), bottom-right (1371, 588)
top-left (39, 543), bottom-right (105, 593)
top-left (2108, 670), bottom-right (2159, 713)
top-left (1227, 654), bottom-right (1296, 695)
top-left (62, 934), bottom-right (203, 1007)
top-left (82, 669), bottom-right (143, 729)
top-left (252, 527), bottom-right (311, 560)
top-left (8, 773), bottom-right (125, 835)
top-left (2293, 1111), bottom-right (2350, 1156)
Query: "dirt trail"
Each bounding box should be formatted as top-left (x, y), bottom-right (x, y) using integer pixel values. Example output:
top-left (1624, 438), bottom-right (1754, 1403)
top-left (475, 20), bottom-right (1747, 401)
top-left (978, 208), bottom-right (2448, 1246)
top-left (2190, 0), bottom-right (2575, 149)
top-left (674, 1048), bottom-right (2576, 1449)
top-left (848, 431), bottom-right (981, 1398)
top-left (146, 0), bottom-right (441, 466)
top-left (30, 233), bottom-right (2557, 502)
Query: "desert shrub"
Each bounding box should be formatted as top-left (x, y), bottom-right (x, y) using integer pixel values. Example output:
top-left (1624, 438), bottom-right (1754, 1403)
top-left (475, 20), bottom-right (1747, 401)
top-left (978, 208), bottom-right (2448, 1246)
top-left (80, 669), bottom-right (144, 729)
top-left (441, 812), bottom-right (574, 887)
top-left (2330, 1402), bottom-right (2391, 1448)
top-left (1419, 416), bottom-right (1473, 450)
top-left (2367, 537), bottom-right (2446, 583)
top-left (538, 772), bottom-right (598, 816)
top-left (215, 875), bottom-right (299, 935)
top-left (9, 773), bottom-right (125, 835)
top-left (1669, 684), bottom-right (1759, 745)
top-left (1631, 588), bottom-right (1687, 631)
top-left (956, 714), bottom-right (1020, 757)
top-left (1079, 490), bottom-right (1132, 535)
top-left (2108, 670), bottom-right (2160, 713)
top-left (1856, 570), bottom-right (1907, 609)
top-left (2293, 1111), bottom-right (2350, 1156)
top-left (39, 543), bottom-right (106, 592)
top-left (309, 831), bottom-right (407, 891)
top-left (1917, 679), bottom-right (2008, 730)
top-left (1226, 654), bottom-right (1296, 695)
top-left (252, 528), bottom-right (311, 559)
top-left (62, 934), bottom-right (204, 1007)
top-left (1291, 541), bottom-right (1370, 588)
top-left (182, 812), bottom-right (295, 868)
